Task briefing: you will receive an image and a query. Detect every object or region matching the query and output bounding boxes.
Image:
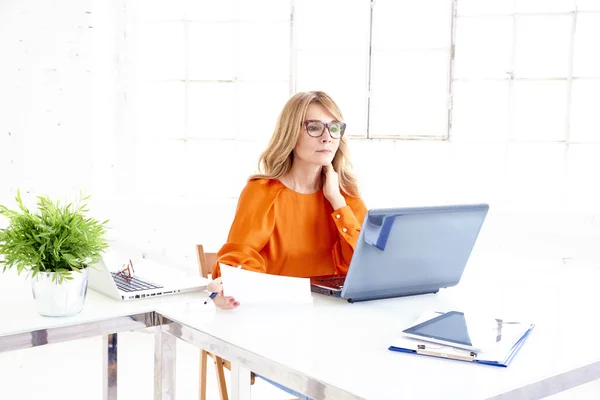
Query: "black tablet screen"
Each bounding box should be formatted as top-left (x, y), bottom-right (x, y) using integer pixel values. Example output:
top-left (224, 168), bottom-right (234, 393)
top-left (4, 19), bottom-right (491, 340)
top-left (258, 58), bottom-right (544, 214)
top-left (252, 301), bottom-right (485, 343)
top-left (404, 311), bottom-right (472, 346)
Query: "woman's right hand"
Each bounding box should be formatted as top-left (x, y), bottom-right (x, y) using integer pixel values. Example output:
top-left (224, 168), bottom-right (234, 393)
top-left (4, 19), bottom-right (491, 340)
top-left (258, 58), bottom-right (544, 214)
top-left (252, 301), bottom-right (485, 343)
top-left (207, 277), bottom-right (239, 309)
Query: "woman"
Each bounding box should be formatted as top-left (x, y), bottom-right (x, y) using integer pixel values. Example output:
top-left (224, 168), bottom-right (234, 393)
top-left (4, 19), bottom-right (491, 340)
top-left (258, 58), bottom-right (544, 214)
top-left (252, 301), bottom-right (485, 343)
top-left (207, 91), bottom-right (367, 310)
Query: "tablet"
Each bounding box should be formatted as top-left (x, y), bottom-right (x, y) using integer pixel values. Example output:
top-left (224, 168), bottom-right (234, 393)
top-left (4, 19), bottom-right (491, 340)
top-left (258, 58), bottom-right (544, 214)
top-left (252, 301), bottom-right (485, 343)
top-left (402, 311), bottom-right (499, 352)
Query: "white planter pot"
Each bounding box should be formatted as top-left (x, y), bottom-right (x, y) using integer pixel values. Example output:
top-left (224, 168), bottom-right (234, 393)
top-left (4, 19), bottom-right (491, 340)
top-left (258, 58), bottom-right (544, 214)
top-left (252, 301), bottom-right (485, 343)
top-left (30, 268), bottom-right (89, 317)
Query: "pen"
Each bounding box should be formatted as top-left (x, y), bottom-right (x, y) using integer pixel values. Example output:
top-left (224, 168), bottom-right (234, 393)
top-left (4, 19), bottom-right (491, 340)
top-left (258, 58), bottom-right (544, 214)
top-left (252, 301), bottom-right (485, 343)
top-left (416, 344), bottom-right (476, 361)
top-left (204, 265), bottom-right (241, 305)
top-left (204, 291), bottom-right (218, 305)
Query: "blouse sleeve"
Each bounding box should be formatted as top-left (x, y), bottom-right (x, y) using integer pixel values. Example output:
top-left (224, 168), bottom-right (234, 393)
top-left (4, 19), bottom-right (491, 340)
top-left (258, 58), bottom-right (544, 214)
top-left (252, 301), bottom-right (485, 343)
top-left (330, 195), bottom-right (368, 275)
top-left (211, 179), bottom-right (282, 278)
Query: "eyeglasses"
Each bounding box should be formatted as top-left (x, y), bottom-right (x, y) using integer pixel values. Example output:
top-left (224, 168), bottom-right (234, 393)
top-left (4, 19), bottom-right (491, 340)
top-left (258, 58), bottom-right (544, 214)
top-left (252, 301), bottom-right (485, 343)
top-left (302, 120), bottom-right (346, 139)
top-left (117, 259), bottom-right (135, 280)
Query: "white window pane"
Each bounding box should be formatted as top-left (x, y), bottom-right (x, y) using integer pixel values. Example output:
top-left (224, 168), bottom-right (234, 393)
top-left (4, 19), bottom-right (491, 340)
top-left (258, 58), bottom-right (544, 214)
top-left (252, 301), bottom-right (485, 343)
top-left (447, 143), bottom-right (507, 205)
top-left (238, 22), bottom-right (290, 81)
top-left (454, 16), bottom-right (513, 79)
top-left (188, 23), bottom-right (235, 81)
top-left (515, 0), bottom-right (576, 13)
top-left (573, 14), bottom-right (600, 78)
top-left (456, 1), bottom-right (513, 15)
top-left (236, 82), bottom-right (291, 141)
top-left (339, 94), bottom-right (368, 137)
top-left (188, 83), bottom-right (236, 139)
top-left (294, 0), bottom-right (370, 51)
top-left (370, 51), bottom-right (448, 137)
top-left (131, 139), bottom-right (186, 195)
top-left (392, 141), bottom-right (450, 204)
top-left (570, 79), bottom-right (600, 143)
top-left (576, 0), bottom-right (600, 10)
top-left (129, 82), bottom-right (186, 140)
top-left (451, 81), bottom-right (510, 141)
top-left (238, 0), bottom-right (290, 21)
top-left (352, 140), bottom-right (398, 206)
top-left (505, 143), bottom-right (566, 211)
top-left (185, 140), bottom-right (240, 198)
top-left (184, 0), bottom-right (234, 21)
top-left (128, 0), bottom-right (186, 20)
top-left (373, 0), bottom-right (452, 50)
top-left (296, 51), bottom-right (368, 136)
top-left (513, 81), bottom-right (567, 141)
top-left (130, 22), bottom-right (185, 80)
top-left (566, 144), bottom-right (600, 211)
top-left (232, 141), bottom-right (266, 180)
top-left (514, 15), bottom-right (572, 78)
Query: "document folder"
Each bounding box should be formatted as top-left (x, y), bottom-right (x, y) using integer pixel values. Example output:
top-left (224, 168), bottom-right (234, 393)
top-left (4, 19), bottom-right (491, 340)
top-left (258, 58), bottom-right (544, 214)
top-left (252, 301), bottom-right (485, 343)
top-left (389, 311), bottom-right (534, 367)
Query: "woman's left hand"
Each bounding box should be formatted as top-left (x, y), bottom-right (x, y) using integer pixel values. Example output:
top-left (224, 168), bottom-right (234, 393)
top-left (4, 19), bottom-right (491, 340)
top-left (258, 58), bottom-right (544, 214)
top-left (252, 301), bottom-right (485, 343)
top-left (207, 277), bottom-right (239, 309)
top-left (322, 163), bottom-right (346, 210)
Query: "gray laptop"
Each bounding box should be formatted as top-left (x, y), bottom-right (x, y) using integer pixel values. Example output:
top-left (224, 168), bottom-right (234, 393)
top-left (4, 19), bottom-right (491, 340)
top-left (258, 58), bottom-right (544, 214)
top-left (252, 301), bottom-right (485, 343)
top-left (310, 204), bottom-right (489, 302)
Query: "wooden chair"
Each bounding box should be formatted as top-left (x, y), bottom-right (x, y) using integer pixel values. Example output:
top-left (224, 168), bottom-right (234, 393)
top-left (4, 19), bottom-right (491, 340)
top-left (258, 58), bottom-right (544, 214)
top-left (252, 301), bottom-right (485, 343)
top-left (196, 245), bottom-right (300, 400)
top-left (195, 244), bottom-right (255, 400)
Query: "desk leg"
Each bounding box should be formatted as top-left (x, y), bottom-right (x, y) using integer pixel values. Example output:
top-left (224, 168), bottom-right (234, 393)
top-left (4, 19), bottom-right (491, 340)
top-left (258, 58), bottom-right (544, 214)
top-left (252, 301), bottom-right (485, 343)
top-left (231, 362), bottom-right (252, 400)
top-left (102, 333), bottom-right (118, 400)
top-left (154, 326), bottom-right (176, 400)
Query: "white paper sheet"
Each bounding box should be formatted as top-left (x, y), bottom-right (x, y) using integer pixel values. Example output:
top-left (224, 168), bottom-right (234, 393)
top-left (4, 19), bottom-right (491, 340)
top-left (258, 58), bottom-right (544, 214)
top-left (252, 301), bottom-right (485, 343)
top-left (220, 264), bottom-right (313, 304)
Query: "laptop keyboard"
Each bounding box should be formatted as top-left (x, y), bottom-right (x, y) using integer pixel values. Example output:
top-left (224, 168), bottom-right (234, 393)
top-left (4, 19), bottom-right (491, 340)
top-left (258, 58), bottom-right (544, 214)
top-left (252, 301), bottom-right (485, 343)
top-left (315, 276), bottom-right (346, 288)
top-left (111, 272), bottom-right (163, 292)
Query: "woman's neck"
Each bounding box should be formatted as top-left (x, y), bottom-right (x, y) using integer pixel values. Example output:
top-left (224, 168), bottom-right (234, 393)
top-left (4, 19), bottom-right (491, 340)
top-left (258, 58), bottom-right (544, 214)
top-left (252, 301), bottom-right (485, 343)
top-left (281, 160), bottom-right (323, 194)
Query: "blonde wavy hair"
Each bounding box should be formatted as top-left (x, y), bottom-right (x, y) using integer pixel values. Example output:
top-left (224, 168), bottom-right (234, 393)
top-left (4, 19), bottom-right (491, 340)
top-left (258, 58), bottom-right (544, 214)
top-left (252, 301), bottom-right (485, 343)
top-left (250, 91), bottom-right (360, 198)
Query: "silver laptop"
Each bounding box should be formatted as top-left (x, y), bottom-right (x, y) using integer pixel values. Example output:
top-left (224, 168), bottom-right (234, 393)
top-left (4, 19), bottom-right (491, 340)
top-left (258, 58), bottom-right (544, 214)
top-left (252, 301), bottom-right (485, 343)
top-left (310, 204), bottom-right (489, 302)
top-left (89, 251), bottom-right (208, 301)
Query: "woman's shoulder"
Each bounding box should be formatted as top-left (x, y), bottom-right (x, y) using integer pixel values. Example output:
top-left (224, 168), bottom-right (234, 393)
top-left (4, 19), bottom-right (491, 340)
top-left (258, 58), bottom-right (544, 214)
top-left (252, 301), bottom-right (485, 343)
top-left (244, 177), bottom-right (285, 193)
top-left (238, 178), bottom-right (285, 205)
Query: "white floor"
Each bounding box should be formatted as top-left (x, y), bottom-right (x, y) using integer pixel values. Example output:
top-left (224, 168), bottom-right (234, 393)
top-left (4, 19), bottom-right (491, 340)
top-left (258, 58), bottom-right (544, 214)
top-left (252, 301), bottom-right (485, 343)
top-left (0, 328), bottom-right (599, 400)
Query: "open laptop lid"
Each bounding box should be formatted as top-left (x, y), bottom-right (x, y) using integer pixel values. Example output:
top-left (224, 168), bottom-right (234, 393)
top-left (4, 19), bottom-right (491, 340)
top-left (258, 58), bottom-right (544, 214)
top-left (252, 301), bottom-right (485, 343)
top-left (341, 204), bottom-right (489, 302)
top-left (88, 258), bottom-right (122, 300)
top-left (89, 248), bottom-right (208, 301)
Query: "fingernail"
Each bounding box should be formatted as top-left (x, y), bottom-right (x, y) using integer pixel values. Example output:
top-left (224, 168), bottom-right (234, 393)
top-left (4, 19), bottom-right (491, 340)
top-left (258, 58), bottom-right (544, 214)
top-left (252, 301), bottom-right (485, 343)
top-left (233, 302), bottom-right (239, 306)
top-left (229, 298), bottom-right (235, 303)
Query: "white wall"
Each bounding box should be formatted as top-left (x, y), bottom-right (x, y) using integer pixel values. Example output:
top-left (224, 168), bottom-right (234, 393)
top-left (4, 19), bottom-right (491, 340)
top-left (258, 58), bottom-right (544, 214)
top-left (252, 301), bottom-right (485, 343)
top-left (1, 0), bottom-right (599, 273)
top-left (0, 0), bottom-right (95, 199)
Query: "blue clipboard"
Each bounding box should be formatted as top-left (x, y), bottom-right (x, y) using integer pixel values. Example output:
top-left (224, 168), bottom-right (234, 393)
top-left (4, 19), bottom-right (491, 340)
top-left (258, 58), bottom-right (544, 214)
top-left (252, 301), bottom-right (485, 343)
top-left (389, 314), bottom-right (535, 367)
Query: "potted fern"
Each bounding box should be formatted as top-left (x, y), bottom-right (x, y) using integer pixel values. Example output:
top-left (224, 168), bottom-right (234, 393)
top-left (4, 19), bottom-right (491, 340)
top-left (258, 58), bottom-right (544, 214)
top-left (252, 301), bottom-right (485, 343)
top-left (0, 190), bottom-right (109, 317)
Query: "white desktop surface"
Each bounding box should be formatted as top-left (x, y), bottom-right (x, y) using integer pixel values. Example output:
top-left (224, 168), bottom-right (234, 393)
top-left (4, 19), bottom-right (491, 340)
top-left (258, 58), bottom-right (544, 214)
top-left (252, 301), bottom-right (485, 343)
top-left (0, 269), bottom-right (208, 337)
top-left (1, 258), bottom-right (599, 399)
top-left (155, 259), bottom-right (600, 399)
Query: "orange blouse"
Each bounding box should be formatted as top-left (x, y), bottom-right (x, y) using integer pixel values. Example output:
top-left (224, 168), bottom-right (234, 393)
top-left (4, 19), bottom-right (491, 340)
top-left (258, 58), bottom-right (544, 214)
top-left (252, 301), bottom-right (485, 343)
top-left (212, 178), bottom-right (368, 278)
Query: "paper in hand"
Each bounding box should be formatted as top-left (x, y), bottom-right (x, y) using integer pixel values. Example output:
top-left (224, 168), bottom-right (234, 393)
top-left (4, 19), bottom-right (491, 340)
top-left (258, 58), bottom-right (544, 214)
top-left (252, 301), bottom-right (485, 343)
top-left (219, 263), bottom-right (313, 304)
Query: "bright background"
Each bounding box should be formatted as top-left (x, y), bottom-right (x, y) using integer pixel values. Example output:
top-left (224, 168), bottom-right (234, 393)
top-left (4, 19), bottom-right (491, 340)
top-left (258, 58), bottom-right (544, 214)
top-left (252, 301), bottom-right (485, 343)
top-left (1, 1), bottom-right (600, 399)
top-left (1, 0), bottom-right (599, 276)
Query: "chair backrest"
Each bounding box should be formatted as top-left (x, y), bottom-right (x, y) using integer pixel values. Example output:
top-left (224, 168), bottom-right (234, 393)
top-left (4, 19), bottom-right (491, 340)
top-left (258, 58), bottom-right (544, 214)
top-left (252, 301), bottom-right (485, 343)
top-left (196, 244), bottom-right (217, 279)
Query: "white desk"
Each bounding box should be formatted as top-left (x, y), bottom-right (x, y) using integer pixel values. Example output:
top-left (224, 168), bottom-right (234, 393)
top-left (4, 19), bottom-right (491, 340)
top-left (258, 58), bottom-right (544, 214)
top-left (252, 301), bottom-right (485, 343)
top-left (2, 260), bottom-right (600, 399)
top-left (0, 269), bottom-right (209, 400)
top-left (155, 259), bottom-right (600, 399)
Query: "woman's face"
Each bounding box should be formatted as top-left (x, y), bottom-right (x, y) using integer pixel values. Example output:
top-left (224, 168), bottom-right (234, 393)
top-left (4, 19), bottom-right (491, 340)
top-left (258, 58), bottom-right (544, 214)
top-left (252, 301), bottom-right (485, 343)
top-left (293, 103), bottom-right (342, 167)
